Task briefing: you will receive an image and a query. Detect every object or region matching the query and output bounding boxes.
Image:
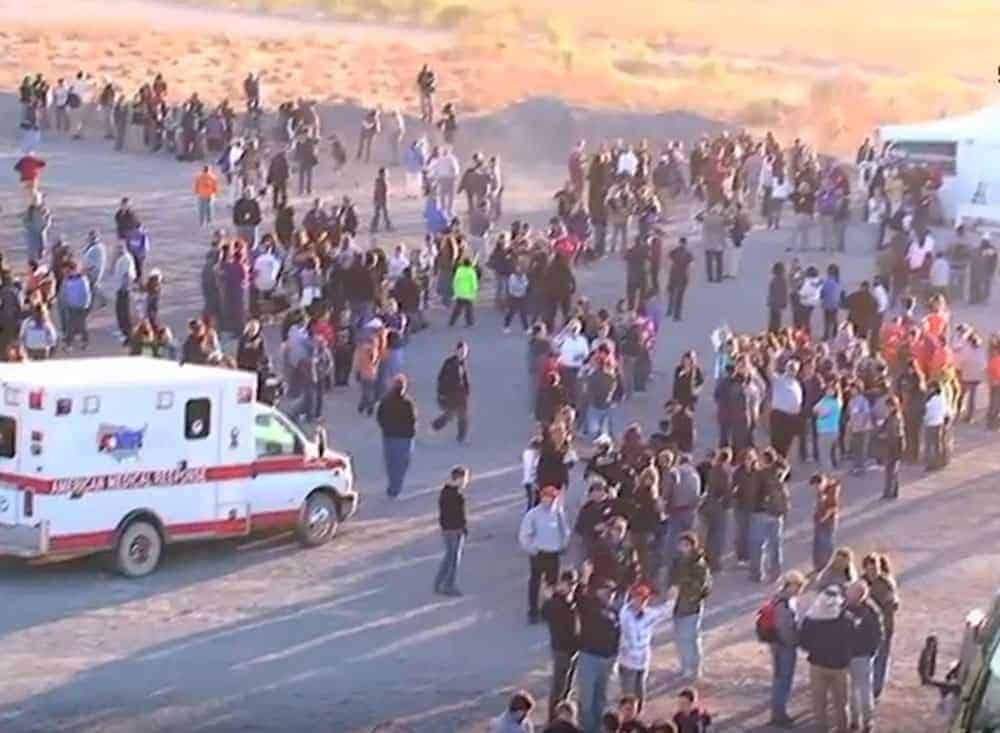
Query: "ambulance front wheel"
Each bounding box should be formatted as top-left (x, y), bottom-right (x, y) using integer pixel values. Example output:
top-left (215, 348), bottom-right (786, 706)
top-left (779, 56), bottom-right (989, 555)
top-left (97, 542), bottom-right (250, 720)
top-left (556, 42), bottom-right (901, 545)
top-left (114, 520), bottom-right (163, 577)
top-left (297, 492), bottom-right (338, 547)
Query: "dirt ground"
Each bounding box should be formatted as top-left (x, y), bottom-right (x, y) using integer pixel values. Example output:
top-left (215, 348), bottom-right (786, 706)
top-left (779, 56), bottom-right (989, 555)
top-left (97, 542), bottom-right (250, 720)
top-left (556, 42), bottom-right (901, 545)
top-left (0, 87), bottom-right (998, 733)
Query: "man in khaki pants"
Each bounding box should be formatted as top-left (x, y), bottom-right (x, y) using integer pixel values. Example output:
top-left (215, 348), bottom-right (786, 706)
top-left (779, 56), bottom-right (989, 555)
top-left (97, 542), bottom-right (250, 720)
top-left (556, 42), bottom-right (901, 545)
top-left (799, 585), bottom-right (854, 732)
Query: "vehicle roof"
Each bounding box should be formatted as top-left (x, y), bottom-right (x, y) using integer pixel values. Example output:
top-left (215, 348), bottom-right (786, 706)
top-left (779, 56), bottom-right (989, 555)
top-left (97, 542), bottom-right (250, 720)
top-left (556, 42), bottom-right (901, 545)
top-left (0, 357), bottom-right (252, 390)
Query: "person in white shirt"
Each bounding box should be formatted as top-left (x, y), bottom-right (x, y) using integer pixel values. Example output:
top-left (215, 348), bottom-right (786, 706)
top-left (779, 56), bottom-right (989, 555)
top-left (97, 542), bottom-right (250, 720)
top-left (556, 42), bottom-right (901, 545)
top-left (617, 581), bottom-right (671, 711)
top-left (518, 484), bottom-right (571, 623)
top-left (923, 381), bottom-right (950, 470)
top-left (52, 78), bottom-right (70, 133)
top-left (387, 244), bottom-right (410, 284)
top-left (768, 175), bottom-right (792, 230)
top-left (521, 435), bottom-right (541, 511)
top-left (251, 245), bottom-right (281, 317)
top-left (928, 253), bottom-right (950, 297)
top-left (111, 244), bottom-right (137, 341)
top-left (906, 231), bottom-right (934, 273)
top-left (431, 146), bottom-right (461, 214)
top-left (617, 146), bottom-right (639, 178)
top-left (68, 71), bottom-right (92, 140)
top-left (556, 319), bottom-right (590, 406)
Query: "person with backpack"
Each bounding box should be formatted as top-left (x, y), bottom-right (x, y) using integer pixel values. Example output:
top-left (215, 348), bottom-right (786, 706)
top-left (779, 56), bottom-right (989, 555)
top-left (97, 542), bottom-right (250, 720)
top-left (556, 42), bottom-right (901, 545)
top-left (799, 585), bottom-right (854, 733)
top-left (758, 570), bottom-right (805, 728)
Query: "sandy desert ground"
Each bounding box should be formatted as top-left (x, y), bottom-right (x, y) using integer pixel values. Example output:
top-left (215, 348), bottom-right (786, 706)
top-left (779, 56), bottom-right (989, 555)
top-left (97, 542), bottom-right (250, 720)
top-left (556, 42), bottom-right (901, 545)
top-left (0, 2), bottom-right (998, 732)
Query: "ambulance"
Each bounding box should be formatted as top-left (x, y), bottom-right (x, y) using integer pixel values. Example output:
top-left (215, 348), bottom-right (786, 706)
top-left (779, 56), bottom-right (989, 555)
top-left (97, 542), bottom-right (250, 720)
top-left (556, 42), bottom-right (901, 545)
top-left (0, 357), bottom-right (358, 577)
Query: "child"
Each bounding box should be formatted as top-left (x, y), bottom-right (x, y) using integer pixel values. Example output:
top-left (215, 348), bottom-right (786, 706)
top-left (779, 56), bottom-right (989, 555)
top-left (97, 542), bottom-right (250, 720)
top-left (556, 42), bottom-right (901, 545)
top-left (672, 688), bottom-right (711, 733)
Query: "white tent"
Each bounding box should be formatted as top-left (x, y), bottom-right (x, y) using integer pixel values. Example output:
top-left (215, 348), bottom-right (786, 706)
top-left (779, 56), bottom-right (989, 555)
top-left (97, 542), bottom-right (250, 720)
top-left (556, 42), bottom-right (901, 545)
top-left (878, 106), bottom-right (1000, 222)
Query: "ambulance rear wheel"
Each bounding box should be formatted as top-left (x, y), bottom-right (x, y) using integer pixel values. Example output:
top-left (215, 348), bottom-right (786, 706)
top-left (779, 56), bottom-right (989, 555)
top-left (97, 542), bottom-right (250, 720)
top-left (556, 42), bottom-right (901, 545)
top-left (114, 520), bottom-right (163, 577)
top-left (297, 492), bottom-right (338, 547)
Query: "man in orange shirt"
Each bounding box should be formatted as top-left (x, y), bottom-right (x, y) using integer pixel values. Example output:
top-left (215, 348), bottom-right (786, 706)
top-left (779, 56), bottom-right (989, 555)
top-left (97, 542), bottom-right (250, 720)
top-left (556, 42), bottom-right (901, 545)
top-left (194, 165), bottom-right (219, 227)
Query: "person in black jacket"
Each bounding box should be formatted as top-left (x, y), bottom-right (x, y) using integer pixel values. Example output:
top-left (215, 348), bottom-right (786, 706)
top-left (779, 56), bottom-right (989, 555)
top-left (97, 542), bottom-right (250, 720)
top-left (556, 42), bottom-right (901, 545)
top-left (433, 465), bottom-right (468, 596)
top-left (575, 562), bottom-right (621, 733)
top-left (431, 341), bottom-right (471, 442)
top-left (376, 375), bottom-right (417, 498)
top-left (541, 569), bottom-right (581, 722)
top-left (543, 255), bottom-right (576, 331)
top-left (767, 262), bottom-right (789, 333)
top-left (845, 580), bottom-right (885, 733)
top-left (266, 149), bottom-right (290, 211)
top-left (799, 585), bottom-right (854, 733)
top-left (233, 189), bottom-right (262, 249)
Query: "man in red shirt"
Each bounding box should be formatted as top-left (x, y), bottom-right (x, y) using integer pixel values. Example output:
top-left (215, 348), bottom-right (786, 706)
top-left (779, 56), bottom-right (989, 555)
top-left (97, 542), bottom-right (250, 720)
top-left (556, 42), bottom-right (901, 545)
top-left (14, 151), bottom-right (46, 200)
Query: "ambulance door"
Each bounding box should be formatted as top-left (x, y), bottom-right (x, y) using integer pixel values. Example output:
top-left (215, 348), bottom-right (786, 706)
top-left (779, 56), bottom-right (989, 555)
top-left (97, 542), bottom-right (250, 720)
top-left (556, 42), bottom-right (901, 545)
top-left (213, 379), bottom-right (254, 533)
top-left (247, 406), bottom-right (309, 529)
top-left (0, 412), bottom-right (20, 526)
top-left (163, 388), bottom-right (223, 533)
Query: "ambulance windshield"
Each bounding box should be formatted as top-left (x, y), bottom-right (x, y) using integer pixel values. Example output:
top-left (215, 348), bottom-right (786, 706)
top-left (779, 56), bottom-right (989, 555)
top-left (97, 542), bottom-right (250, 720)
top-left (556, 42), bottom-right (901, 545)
top-left (254, 410), bottom-right (304, 457)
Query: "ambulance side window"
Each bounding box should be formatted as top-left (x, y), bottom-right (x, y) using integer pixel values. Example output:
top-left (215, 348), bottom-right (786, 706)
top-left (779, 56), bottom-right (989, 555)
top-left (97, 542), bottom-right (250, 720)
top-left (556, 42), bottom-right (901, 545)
top-left (0, 416), bottom-right (15, 458)
top-left (184, 399), bottom-right (211, 440)
top-left (254, 413), bottom-right (303, 457)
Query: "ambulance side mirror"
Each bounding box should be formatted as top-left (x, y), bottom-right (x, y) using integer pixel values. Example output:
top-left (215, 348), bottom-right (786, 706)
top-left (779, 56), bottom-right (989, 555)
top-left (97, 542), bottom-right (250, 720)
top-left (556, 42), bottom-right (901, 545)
top-left (316, 427), bottom-right (328, 456)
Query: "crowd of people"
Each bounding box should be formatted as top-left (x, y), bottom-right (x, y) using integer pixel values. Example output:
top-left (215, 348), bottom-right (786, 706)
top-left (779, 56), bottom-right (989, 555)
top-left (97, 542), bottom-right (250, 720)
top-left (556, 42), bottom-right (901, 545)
top-left (8, 60), bottom-right (996, 733)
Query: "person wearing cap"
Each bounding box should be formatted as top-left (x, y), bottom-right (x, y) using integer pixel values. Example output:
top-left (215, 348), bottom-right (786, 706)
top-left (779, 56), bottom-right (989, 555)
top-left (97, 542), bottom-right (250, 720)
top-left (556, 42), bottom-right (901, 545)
top-left (575, 560), bottom-right (621, 733)
top-left (617, 581), bottom-right (671, 712)
top-left (799, 585), bottom-right (854, 733)
top-left (767, 570), bottom-right (805, 728)
top-left (519, 484), bottom-right (572, 624)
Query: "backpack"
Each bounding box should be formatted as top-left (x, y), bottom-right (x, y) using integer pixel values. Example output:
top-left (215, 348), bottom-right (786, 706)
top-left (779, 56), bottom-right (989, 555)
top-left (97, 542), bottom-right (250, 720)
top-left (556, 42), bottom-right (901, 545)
top-left (755, 597), bottom-right (783, 643)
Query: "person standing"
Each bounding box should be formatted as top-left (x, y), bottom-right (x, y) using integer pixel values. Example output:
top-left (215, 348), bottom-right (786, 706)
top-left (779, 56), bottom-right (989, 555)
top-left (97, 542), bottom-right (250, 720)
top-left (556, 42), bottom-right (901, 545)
top-left (519, 484), bottom-right (572, 624)
top-left (799, 585), bottom-right (854, 733)
top-left (575, 568), bottom-right (621, 733)
top-left (416, 64), bottom-right (436, 123)
top-left (748, 449), bottom-right (790, 584)
top-left (357, 108), bottom-right (380, 163)
top-left (431, 340), bottom-right (471, 443)
top-left (846, 580), bottom-right (885, 733)
top-left (767, 262), bottom-right (788, 333)
top-left (81, 230), bottom-right (107, 310)
top-left (811, 474), bottom-right (840, 573)
top-left (666, 237), bottom-right (693, 321)
top-left (448, 258), bottom-right (478, 327)
top-left (194, 165), bottom-right (219, 227)
top-left (233, 188), bottom-right (262, 249)
top-left (266, 148), bottom-right (290, 212)
top-left (699, 204), bottom-right (727, 284)
top-left (59, 263), bottom-right (92, 351)
top-left (617, 582), bottom-right (671, 713)
top-left (765, 570), bottom-right (805, 728)
top-left (862, 553), bottom-right (900, 702)
top-left (668, 531), bottom-right (712, 682)
top-left (111, 242), bottom-right (136, 343)
top-left (371, 167), bottom-right (393, 233)
top-left (541, 570), bottom-right (581, 722)
top-left (433, 465), bottom-right (469, 596)
top-left (881, 395), bottom-right (905, 499)
top-left (376, 374), bottom-right (417, 498)
top-left (294, 129), bottom-right (319, 195)
top-left (23, 193), bottom-right (51, 264)
top-left (769, 360), bottom-right (803, 458)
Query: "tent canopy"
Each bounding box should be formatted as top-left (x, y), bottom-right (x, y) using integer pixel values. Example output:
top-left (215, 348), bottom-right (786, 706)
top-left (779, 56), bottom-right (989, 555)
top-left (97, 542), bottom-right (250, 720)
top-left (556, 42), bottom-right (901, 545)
top-left (879, 106), bottom-right (1000, 145)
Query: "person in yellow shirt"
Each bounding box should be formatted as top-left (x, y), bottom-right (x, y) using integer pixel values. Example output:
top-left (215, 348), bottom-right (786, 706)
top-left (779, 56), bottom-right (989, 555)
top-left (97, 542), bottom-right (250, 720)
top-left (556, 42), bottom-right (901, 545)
top-left (194, 165), bottom-right (219, 227)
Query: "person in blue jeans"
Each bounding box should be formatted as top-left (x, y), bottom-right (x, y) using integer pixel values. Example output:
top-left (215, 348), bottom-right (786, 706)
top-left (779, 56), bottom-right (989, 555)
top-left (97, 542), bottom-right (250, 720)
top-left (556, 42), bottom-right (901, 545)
top-left (575, 566), bottom-right (620, 733)
top-left (767, 570), bottom-right (805, 727)
top-left (375, 375), bottom-right (417, 498)
top-left (433, 466), bottom-right (468, 596)
top-left (748, 449), bottom-right (790, 584)
top-left (668, 531), bottom-right (712, 680)
top-left (811, 474), bottom-right (840, 572)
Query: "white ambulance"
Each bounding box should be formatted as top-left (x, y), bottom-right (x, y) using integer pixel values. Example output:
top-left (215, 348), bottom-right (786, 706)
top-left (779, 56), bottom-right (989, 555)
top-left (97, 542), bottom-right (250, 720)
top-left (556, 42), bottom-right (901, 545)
top-left (0, 357), bottom-right (358, 577)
